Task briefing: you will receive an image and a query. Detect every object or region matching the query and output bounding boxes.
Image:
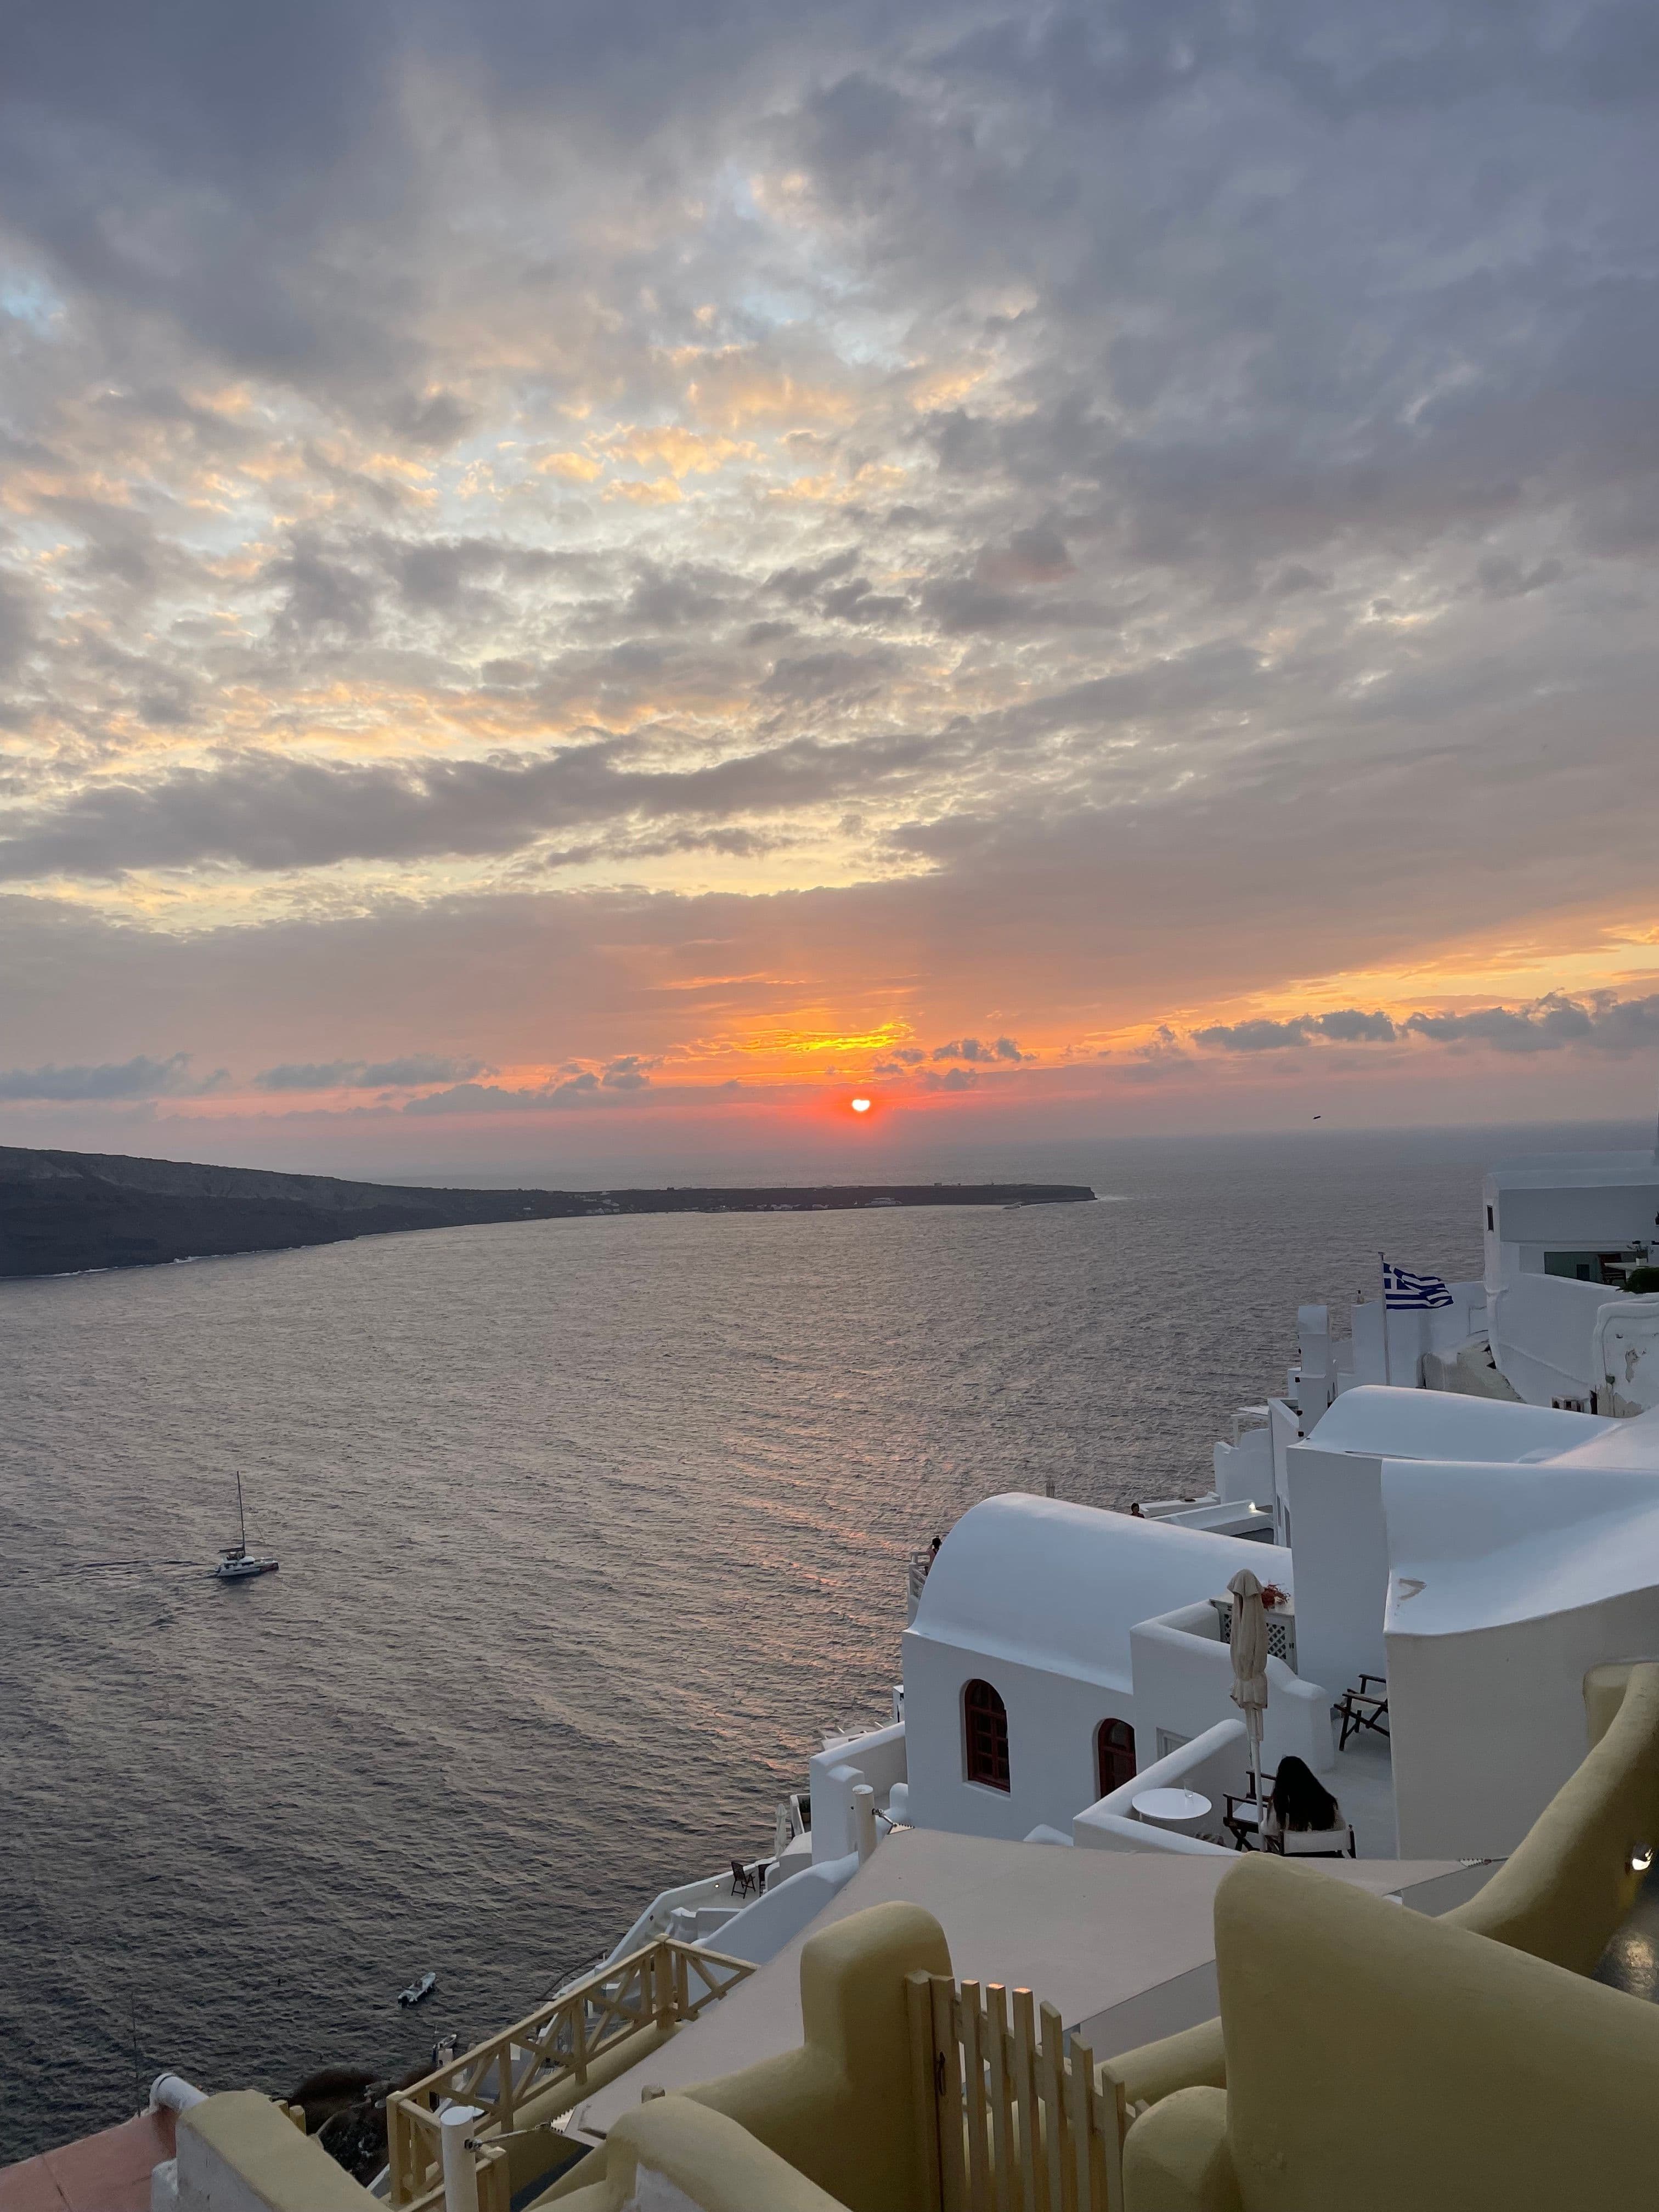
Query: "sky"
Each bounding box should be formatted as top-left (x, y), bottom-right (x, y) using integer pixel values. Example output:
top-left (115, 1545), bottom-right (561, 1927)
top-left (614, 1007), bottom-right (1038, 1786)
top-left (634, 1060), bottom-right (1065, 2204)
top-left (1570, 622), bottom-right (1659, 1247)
top-left (3, 0), bottom-right (1658, 1178)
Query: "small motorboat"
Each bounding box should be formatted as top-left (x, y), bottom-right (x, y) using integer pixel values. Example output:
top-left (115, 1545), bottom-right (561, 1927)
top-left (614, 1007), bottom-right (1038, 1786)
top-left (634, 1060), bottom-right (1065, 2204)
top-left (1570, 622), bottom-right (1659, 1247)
top-left (213, 1473), bottom-right (279, 1582)
top-left (399, 1971), bottom-right (437, 2008)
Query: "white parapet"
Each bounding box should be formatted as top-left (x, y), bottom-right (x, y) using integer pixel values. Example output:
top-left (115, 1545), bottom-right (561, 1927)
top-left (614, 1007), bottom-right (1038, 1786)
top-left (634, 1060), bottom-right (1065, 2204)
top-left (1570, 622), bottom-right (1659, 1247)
top-left (1072, 1718), bottom-right (1248, 1856)
top-left (808, 1720), bottom-right (906, 1863)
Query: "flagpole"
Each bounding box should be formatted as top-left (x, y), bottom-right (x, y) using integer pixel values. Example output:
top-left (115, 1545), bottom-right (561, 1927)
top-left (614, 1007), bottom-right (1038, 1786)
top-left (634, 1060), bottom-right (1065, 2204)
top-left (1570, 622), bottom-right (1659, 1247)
top-left (1379, 1251), bottom-right (1391, 1385)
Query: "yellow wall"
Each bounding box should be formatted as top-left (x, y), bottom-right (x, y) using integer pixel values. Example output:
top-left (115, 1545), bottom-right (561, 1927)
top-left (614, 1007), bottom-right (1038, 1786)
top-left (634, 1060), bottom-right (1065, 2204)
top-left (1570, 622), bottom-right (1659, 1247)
top-left (541, 1900), bottom-right (949, 2212)
top-left (551, 2097), bottom-right (851, 2212)
top-left (1111, 1656), bottom-right (1659, 2109)
top-left (1442, 1657), bottom-right (1659, 1971)
top-left (179, 2091), bottom-right (377, 2211)
top-left (1124, 1854), bottom-right (1659, 2211)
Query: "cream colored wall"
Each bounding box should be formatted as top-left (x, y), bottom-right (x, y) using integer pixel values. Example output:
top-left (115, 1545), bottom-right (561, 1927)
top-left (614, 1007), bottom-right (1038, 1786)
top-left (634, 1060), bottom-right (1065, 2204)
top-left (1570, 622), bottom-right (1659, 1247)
top-left (1124, 1853), bottom-right (1659, 2211)
top-left (551, 2098), bottom-right (851, 2212)
top-left (544, 1899), bottom-right (950, 2212)
top-left (175, 2092), bottom-right (375, 2212)
top-left (1110, 1658), bottom-right (1659, 2114)
top-left (1442, 1657), bottom-right (1659, 1971)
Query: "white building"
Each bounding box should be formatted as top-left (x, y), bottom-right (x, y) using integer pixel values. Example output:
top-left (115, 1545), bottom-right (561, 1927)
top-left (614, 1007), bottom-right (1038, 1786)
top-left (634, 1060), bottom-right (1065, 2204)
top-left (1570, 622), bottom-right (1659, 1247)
top-left (621, 1136), bottom-right (1659, 1964)
top-left (899, 1496), bottom-right (1291, 1844)
top-left (1385, 1407), bottom-right (1659, 1855)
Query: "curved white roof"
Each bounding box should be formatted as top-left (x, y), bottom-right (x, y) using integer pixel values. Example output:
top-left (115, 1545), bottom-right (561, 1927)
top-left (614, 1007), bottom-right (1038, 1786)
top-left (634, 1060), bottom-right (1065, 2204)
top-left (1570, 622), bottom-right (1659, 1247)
top-left (909, 1492), bottom-right (1291, 1690)
top-left (1307, 1385), bottom-right (1611, 1463)
top-left (1383, 1405), bottom-right (1659, 1638)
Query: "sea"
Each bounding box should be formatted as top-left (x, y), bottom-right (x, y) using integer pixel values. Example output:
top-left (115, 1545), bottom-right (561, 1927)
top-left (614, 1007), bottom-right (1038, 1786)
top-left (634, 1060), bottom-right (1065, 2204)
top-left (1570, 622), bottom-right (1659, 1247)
top-left (0, 1122), bottom-right (1635, 2157)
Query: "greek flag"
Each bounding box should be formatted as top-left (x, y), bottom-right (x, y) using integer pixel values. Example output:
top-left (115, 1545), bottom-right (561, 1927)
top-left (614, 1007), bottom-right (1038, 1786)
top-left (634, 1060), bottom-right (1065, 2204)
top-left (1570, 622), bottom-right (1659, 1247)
top-left (1382, 1260), bottom-right (1454, 1311)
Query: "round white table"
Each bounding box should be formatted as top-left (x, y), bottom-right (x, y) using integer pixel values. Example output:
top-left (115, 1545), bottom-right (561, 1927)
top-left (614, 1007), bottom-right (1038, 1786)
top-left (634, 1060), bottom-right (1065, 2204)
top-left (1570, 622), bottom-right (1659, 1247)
top-left (1131, 1787), bottom-right (1212, 1835)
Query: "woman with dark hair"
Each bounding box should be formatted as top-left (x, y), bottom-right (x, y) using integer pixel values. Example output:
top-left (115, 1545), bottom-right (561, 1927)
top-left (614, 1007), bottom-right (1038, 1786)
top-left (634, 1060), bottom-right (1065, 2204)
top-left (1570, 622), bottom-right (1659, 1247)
top-left (1262, 1756), bottom-right (1345, 1852)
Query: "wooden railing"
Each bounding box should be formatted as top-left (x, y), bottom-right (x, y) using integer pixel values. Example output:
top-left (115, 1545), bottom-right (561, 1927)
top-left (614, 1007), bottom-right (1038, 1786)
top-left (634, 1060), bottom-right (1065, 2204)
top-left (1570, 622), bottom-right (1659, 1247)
top-left (906, 1972), bottom-right (1130, 2212)
top-left (387, 1939), bottom-right (755, 2210)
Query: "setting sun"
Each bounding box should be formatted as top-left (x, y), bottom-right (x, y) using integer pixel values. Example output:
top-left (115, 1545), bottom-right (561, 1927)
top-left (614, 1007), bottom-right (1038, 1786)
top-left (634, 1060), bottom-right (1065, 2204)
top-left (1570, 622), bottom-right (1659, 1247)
top-left (850, 1096), bottom-right (872, 1114)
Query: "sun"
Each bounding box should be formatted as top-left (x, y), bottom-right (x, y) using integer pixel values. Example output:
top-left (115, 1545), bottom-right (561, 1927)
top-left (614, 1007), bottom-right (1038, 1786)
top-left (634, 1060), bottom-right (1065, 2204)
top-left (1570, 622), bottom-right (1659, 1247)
top-left (850, 1096), bottom-right (872, 1114)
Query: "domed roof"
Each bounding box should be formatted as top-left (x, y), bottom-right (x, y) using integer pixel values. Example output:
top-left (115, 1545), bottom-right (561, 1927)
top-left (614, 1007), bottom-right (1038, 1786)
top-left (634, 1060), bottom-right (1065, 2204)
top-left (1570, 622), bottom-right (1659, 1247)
top-left (909, 1492), bottom-right (1291, 1689)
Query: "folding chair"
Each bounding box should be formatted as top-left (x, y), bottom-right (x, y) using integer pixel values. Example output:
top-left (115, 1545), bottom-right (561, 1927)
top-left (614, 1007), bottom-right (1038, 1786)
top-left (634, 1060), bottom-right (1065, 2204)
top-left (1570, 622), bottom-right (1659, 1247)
top-left (1336, 1673), bottom-right (1389, 1751)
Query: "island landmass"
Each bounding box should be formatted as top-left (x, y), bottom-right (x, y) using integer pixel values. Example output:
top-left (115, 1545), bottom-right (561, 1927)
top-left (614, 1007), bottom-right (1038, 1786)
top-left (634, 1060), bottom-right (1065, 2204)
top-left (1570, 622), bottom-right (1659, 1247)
top-left (0, 1143), bottom-right (1097, 1280)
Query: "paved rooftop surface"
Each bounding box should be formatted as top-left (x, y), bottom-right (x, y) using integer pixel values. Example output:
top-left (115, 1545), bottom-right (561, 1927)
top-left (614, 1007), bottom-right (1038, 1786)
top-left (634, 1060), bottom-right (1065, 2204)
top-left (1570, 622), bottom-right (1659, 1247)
top-left (0, 2109), bottom-right (175, 2212)
top-left (1330, 1724), bottom-right (1398, 1855)
top-left (571, 1827), bottom-right (1472, 2141)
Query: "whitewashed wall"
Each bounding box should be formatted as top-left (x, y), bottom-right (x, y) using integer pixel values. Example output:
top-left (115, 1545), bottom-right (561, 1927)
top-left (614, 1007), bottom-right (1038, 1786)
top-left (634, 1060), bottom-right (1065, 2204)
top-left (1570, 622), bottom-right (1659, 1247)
top-left (808, 1723), bottom-right (907, 1863)
top-left (1282, 1444), bottom-right (1389, 1700)
top-left (1488, 1271), bottom-right (1613, 1404)
top-left (1390, 1589), bottom-right (1659, 1857)
top-left (900, 1632), bottom-right (1141, 1842)
top-left (1128, 1607), bottom-right (1335, 1777)
top-left (1071, 1718), bottom-right (1248, 1856)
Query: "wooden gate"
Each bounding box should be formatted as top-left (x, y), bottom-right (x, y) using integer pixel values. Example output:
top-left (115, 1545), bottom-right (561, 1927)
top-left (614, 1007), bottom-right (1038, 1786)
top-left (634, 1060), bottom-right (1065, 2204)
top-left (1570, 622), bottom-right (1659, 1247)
top-left (904, 1972), bottom-right (1129, 2212)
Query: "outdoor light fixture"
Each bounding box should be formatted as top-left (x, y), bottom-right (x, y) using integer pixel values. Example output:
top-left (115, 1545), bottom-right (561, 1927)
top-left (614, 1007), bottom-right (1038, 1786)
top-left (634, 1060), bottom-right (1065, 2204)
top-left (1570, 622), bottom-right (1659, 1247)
top-left (1630, 1846), bottom-right (1652, 1874)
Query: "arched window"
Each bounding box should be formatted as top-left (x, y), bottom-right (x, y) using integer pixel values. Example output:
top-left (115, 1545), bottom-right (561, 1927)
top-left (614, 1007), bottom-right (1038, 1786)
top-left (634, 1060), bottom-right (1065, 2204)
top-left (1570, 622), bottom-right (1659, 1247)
top-left (1097, 1718), bottom-right (1136, 1799)
top-left (963, 1679), bottom-right (1011, 1792)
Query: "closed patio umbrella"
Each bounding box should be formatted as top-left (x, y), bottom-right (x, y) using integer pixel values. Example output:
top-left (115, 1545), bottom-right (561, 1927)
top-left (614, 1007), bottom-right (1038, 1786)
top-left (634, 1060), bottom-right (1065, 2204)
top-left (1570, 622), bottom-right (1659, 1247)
top-left (1228, 1566), bottom-right (1270, 1805)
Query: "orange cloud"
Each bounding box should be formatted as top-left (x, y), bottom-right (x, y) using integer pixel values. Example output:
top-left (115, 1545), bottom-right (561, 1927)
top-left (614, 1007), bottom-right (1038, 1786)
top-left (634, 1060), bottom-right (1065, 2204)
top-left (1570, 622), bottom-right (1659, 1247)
top-left (673, 345), bottom-right (857, 430)
top-left (535, 449), bottom-right (607, 483)
top-left (602, 425), bottom-right (758, 477)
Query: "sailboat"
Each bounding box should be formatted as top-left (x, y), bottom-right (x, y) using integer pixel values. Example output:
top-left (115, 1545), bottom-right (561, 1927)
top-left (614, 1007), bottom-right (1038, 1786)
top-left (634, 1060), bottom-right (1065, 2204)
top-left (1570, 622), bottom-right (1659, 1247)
top-left (213, 1473), bottom-right (279, 1581)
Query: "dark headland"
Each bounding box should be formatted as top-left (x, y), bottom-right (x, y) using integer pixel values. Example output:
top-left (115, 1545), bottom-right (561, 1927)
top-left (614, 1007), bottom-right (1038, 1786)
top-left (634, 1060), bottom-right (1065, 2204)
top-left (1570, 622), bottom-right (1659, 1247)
top-left (0, 1143), bottom-right (1097, 1280)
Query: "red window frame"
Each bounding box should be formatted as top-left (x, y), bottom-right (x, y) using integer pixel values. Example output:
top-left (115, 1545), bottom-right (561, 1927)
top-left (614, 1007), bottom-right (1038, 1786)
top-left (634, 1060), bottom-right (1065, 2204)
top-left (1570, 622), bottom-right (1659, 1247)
top-left (963, 1678), bottom-right (1011, 1792)
top-left (1096, 1717), bottom-right (1137, 1799)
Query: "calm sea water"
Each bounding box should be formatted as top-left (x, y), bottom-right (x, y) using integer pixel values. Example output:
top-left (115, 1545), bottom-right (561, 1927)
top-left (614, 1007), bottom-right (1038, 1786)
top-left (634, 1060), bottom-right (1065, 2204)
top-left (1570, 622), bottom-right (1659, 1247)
top-left (0, 1124), bottom-right (1628, 2156)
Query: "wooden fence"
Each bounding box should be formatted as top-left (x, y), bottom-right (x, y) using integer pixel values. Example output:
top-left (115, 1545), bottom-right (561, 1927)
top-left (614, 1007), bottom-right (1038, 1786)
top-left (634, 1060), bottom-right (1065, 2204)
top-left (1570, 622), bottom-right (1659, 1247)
top-left (387, 1938), bottom-right (754, 2210)
top-left (905, 1972), bottom-right (1130, 2212)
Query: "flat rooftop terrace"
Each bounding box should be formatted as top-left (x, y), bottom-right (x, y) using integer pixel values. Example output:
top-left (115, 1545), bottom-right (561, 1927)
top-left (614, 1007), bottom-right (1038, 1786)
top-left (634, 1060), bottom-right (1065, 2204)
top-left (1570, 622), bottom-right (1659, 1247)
top-left (571, 1828), bottom-right (1480, 2145)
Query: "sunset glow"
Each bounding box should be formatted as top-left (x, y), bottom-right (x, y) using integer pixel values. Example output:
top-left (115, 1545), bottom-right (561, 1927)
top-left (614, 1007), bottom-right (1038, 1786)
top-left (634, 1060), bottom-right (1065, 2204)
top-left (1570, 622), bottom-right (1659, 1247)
top-left (2, 8), bottom-right (1657, 1173)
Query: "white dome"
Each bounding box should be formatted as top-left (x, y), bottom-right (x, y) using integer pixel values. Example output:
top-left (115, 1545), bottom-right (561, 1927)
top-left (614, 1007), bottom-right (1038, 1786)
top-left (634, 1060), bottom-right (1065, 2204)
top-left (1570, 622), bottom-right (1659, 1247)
top-left (910, 1492), bottom-right (1290, 1689)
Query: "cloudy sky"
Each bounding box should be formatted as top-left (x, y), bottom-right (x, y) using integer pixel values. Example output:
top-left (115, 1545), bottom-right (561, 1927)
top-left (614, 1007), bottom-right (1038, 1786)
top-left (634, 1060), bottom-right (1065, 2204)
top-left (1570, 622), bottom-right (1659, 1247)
top-left (3, 0), bottom-right (1658, 1173)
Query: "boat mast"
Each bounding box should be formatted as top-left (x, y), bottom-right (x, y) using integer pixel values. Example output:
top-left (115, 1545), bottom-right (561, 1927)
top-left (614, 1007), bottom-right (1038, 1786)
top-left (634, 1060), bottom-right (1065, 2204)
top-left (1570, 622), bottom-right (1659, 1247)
top-left (236, 1471), bottom-right (246, 1551)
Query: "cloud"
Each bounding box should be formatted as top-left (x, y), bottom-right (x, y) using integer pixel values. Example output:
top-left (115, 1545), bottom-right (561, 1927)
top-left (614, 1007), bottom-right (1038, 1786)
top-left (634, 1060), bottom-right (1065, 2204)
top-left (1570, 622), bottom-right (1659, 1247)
top-left (600, 1054), bottom-right (654, 1090)
top-left (0, 727), bottom-right (953, 882)
top-left (1192, 1018), bottom-right (1313, 1053)
top-left (254, 1053), bottom-right (486, 1091)
top-left (930, 1035), bottom-right (1032, 1063)
top-left (1311, 1009), bottom-right (1399, 1044)
top-left (2, 0), bottom-right (1659, 1156)
top-left (0, 1051), bottom-right (224, 1101)
top-left (1191, 995), bottom-right (1659, 1056)
top-left (1404, 994), bottom-right (1659, 1054)
top-left (403, 1079), bottom-right (598, 1115)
